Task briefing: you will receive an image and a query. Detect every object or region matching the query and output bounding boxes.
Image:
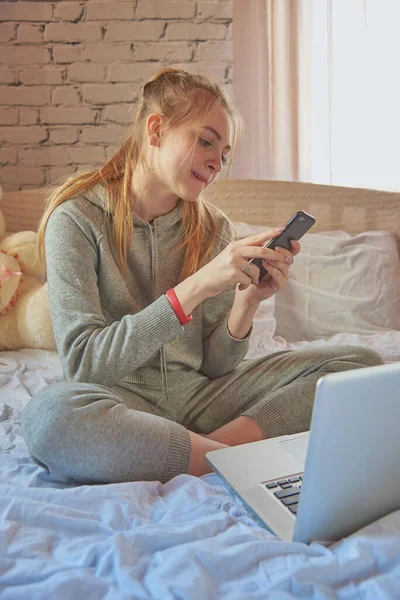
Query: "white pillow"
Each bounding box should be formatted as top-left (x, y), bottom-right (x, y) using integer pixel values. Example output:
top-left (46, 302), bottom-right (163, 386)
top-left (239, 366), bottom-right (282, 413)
top-left (233, 222), bottom-right (400, 342)
top-left (276, 230), bottom-right (400, 341)
top-left (234, 221), bottom-right (266, 239)
top-left (249, 295), bottom-right (276, 344)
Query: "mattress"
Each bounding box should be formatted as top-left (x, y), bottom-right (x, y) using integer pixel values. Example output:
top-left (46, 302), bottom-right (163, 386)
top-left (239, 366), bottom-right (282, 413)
top-left (1, 339), bottom-right (400, 599)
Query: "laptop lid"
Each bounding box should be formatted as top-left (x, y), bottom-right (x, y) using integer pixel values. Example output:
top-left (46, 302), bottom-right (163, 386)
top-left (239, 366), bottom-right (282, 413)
top-left (294, 362), bottom-right (400, 544)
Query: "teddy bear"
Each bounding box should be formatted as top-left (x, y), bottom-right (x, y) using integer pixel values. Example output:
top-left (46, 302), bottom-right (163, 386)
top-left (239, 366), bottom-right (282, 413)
top-left (0, 185), bottom-right (56, 352)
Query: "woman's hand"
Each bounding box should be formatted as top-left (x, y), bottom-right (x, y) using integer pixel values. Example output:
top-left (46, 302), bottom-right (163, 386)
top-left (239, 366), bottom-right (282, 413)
top-left (235, 240), bottom-right (301, 306)
top-left (194, 228), bottom-right (290, 298)
top-left (174, 229), bottom-right (299, 319)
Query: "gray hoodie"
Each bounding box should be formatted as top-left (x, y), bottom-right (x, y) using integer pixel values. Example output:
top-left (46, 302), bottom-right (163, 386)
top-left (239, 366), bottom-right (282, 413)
top-left (45, 184), bottom-right (251, 403)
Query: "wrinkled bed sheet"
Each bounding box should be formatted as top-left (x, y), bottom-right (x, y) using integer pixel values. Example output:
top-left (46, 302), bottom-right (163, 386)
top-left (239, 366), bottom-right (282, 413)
top-left (1, 337), bottom-right (400, 599)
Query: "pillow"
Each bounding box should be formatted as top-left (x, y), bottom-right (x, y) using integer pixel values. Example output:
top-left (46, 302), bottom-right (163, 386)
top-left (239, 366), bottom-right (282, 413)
top-left (233, 222), bottom-right (400, 342)
top-left (249, 295), bottom-right (276, 346)
top-left (233, 222), bottom-right (266, 239)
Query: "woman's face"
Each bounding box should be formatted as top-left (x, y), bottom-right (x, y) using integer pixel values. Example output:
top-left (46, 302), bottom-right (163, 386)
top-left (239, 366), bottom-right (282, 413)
top-left (153, 102), bottom-right (232, 203)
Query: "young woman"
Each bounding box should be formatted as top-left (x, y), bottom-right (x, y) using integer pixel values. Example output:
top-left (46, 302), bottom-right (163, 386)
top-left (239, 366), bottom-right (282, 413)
top-left (22, 68), bottom-right (383, 484)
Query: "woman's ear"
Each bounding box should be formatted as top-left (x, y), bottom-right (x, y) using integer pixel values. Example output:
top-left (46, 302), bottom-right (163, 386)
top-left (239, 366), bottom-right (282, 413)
top-left (147, 113), bottom-right (162, 147)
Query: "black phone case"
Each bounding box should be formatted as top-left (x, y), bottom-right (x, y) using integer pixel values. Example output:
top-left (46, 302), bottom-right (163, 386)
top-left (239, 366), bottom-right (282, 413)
top-left (250, 210), bottom-right (315, 281)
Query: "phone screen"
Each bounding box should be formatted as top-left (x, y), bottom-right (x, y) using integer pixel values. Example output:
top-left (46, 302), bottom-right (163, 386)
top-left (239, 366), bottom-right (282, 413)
top-left (250, 210), bottom-right (315, 281)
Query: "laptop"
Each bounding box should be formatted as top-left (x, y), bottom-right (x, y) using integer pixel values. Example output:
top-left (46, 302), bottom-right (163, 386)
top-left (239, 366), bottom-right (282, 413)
top-left (206, 362), bottom-right (400, 544)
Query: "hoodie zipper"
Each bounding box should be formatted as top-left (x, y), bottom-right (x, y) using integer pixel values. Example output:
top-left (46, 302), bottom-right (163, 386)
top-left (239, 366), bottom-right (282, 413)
top-left (148, 222), bottom-right (170, 412)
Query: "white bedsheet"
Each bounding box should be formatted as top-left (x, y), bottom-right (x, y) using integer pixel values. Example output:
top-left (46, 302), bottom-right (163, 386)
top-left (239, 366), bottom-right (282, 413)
top-left (1, 338), bottom-right (400, 599)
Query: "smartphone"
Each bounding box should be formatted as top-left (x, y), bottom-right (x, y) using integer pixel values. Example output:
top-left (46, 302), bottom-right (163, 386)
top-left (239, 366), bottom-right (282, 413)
top-left (250, 210), bottom-right (316, 281)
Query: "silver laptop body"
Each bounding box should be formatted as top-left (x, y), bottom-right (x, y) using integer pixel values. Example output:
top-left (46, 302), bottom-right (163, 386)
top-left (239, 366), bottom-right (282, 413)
top-left (206, 362), bottom-right (400, 544)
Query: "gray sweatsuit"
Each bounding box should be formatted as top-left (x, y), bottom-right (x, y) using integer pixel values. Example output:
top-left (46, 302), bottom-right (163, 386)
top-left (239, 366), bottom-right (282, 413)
top-left (21, 184), bottom-right (383, 483)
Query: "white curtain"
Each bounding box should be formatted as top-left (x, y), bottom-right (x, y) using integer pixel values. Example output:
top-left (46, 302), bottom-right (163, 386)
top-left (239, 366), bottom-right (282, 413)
top-left (231, 0), bottom-right (303, 180)
top-left (232, 0), bottom-right (400, 192)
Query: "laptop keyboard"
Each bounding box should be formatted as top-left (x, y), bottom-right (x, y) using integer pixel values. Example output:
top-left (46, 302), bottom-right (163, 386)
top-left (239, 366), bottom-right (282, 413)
top-left (262, 474), bottom-right (303, 515)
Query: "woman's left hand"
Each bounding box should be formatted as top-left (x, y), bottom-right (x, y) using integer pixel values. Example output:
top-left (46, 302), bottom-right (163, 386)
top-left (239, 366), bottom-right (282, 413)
top-left (235, 240), bottom-right (301, 305)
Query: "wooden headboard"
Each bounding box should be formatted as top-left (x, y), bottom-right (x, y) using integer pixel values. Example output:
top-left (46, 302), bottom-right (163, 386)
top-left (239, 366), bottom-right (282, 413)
top-left (2, 180), bottom-right (400, 241)
top-left (204, 180), bottom-right (400, 238)
top-left (1, 188), bottom-right (47, 235)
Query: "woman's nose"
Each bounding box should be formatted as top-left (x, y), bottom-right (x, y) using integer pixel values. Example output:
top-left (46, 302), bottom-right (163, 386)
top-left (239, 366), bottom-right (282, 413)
top-left (207, 157), bottom-right (222, 173)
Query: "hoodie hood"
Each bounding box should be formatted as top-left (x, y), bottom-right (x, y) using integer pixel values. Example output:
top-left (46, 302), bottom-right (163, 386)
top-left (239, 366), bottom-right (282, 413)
top-left (81, 183), bottom-right (183, 230)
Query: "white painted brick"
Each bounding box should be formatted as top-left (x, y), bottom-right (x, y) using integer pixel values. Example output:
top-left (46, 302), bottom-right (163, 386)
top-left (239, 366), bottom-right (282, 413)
top-left (178, 62), bottom-right (228, 82)
top-left (69, 63), bottom-right (106, 82)
top-left (41, 107), bottom-right (98, 125)
top-left (22, 184), bottom-right (47, 190)
top-left (0, 0), bottom-right (233, 191)
top-left (71, 163), bottom-right (99, 172)
top-left (17, 23), bottom-right (44, 44)
top-left (83, 83), bottom-right (135, 104)
top-left (0, 67), bottom-right (16, 84)
top-left (223, 82), bottom-right (234, 101)
top-left (0, 86), bottom-right (50, 106)
top-left (50, 128), bottom-right (79, 144)
top-left (19, 108), bottom-right (39, 125)
top-left (134, 42), bottom-right (193, 62)
top-left (53, 45), bottom-right (82, 64)
top-left (19, 147), bottom-right (70, 166)
top-left (68, 146), bottom-right (105, 164)
top-left (106, 21), bottom-right (164, 42)
top-left (82, 43), bottom-right (132, 62)
top-left (198, 41), bottom-right (232, 62)
top-left (0, 2), bottom-right (53, 22)
top-left (107, 63), bottom-right (157, 83)
top-left (0, 109), bottom-right (18, 125)
top-left (102, 104), bottom-right (134, 124)
top-left (19, 68), bottom-right (64, 86)
top-left (1, 46), bottom-right (51, 65)
top-left (0, 126), bottom-right (48, 144)
top-left (52, 86), bottom-right (81, 105)
top-left (1, 166), bottom-right (45, 186)
top-left (137, 1), bottom-right (195, 20)
top-left (81, 125), bottom-right (127, 144)
top-left (167, 23), bottom-right (226, 41)
top-left (54, 2), bottom-right (84, 22)
top-left (197, 1), bottom-right (233, 20)
top-left (45, 22), bottom-right (102, 43)
top-left (86, 2), bottom-right (134, 21)
top-left (0, 23), bottom-right (16, 42)
top-left (0, 147), bottom-right (17, 165)
top-left (105, 144), bottom-right (122, 160)
top-left (47, 166), bottom-right (77, 184)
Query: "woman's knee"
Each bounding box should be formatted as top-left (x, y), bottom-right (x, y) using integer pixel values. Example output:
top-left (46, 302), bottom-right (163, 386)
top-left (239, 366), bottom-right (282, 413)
top-left (21, 382), bottom-right (83, 471)
top-left (336, 345), bottom-right (384, 368)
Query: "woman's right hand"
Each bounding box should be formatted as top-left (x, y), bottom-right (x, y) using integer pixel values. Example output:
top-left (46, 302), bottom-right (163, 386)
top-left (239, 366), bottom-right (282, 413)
top-left (194, 227), bottom-right (288, 298)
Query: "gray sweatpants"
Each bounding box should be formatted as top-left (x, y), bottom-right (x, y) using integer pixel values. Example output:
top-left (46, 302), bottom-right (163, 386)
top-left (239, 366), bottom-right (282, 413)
top-left (21, 346), bottom-right (383, 484)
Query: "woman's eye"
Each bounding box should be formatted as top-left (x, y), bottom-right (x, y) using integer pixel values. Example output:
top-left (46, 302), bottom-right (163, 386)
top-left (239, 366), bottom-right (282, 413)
top-left (199, 138), bottom-right (212, 148)
top-left (199, 137), bottom-right (229, 165)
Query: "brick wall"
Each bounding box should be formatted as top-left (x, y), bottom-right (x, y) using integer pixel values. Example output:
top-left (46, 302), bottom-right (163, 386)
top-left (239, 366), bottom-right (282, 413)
top-left (0, 0), bottom-right (233, 190)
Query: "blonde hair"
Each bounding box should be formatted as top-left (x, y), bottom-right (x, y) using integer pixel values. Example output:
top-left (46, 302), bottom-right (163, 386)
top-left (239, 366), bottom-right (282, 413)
top-left (37, 67), bottom-right (243, 281)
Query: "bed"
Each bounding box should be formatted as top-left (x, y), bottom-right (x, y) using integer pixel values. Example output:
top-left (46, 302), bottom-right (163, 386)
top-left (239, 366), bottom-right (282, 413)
top-left (1, 180), bottom-right (400, 599)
